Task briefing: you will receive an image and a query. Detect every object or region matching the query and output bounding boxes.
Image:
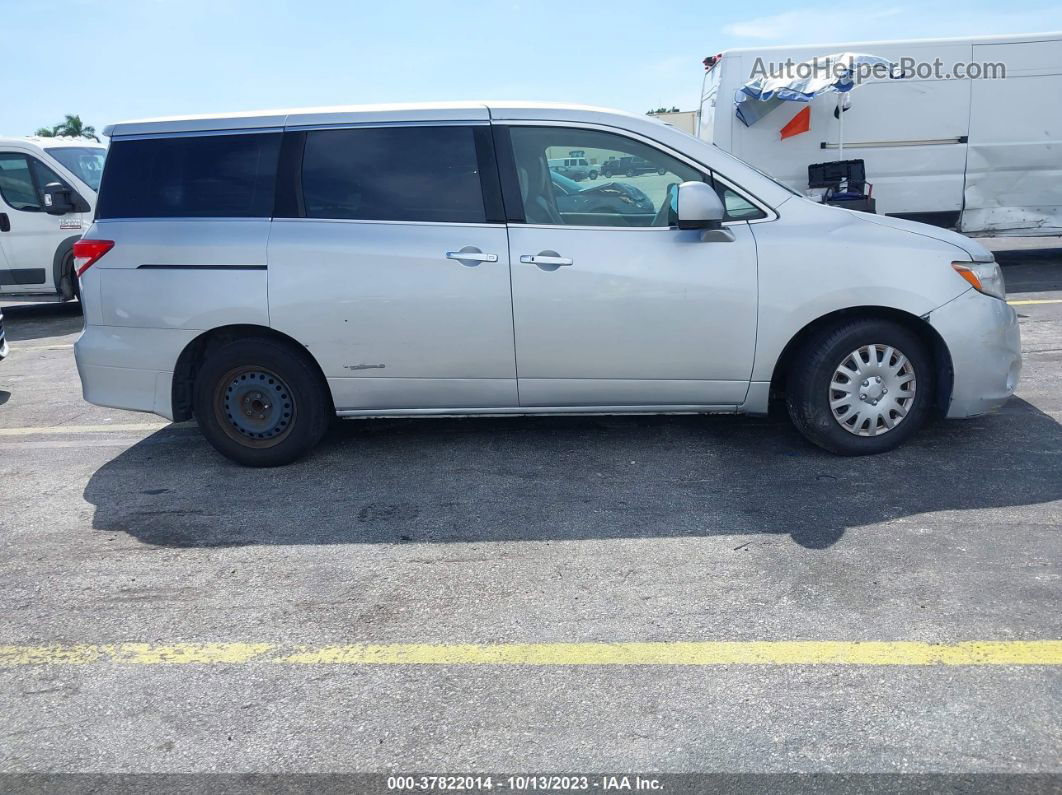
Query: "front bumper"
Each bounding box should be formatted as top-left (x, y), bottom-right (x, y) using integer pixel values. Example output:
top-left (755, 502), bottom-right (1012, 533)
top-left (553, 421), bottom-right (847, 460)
top-left (927, 288), bottom-right (1021, 418)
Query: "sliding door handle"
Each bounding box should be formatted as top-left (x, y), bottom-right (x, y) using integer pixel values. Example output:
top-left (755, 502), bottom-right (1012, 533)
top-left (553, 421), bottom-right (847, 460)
top-left (520, 253), bottom-right (573, 267)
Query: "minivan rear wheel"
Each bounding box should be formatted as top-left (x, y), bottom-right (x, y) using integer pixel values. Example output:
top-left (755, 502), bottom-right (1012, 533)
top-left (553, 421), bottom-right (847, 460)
top-left (193, 337), bottom-right (331, 467)
top-left (786, 319), bottom-right (934, 455)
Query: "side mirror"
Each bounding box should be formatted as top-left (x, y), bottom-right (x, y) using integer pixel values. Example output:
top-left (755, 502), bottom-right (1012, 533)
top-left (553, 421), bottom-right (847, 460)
top-left (673, 181), bottom-right (726, 230)
top-left (42, 182), bottom-right (83, 215)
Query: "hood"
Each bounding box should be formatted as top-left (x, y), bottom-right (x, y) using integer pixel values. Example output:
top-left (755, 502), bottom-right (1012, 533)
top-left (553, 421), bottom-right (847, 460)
top-left (849, 212), bottom-right (994, 262)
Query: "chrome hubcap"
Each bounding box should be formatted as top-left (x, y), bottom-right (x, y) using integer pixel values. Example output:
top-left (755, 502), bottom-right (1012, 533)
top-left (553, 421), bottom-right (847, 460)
top-left (829, 344), bottom-right (917, 436)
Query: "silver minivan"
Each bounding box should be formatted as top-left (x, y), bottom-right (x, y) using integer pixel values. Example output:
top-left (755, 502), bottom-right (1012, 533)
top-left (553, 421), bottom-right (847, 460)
top-left (74, 102), bottom-right (1021, 466)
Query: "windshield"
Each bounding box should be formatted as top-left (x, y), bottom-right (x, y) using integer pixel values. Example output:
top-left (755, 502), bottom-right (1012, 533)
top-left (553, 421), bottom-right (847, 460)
top-left (45, 146), bottom-right (107, 192)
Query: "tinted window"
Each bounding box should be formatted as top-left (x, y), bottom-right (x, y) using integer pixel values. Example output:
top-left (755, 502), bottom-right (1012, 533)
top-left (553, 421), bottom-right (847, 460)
top-left (300, 126), bottom-right (485, 223)
top-left (97, 133), bottom-right (280, 219)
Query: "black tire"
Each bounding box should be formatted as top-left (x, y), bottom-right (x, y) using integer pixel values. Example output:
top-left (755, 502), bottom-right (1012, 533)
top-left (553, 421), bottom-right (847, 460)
top-left (785, 318), bottom-right (934, 455)
top-left (626, 169), bottom-right (636, 178)
top-left (58, 253), bottom-right (79, 302)
top-left (588, 170), bottom-right (598, 180)
top-left (657, 168), bottom-right (666, 175)
top-left (193, 337), bottom-right (331, 467)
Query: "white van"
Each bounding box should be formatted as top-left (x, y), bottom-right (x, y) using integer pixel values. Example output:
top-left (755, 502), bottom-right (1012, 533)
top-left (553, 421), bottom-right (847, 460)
top-left (75, 102), bottom-right (1019, 466)
top-left (0, 137), bottom-right (106, 299)
top-left (699, 33), bottom-right (1062, 236)
top-left (547, 156), bottom-right (595, 180)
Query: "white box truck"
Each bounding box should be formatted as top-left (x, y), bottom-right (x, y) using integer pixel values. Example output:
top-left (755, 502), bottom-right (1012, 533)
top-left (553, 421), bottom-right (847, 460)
top-left (698, 33), bottom-right (1062, 236)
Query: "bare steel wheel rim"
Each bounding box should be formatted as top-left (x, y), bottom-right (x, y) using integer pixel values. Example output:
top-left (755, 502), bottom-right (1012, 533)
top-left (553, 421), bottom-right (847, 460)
top-left (829, 343), bottom-right (917, 437)
top-left (214, 366), bottom-right (296, 448)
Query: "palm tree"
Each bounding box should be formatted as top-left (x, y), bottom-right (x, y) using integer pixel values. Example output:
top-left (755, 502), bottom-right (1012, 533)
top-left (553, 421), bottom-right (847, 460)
top-left (34, 115), bottom-right (99, 141)
top-left (56, 114), bottom-right (99, 141)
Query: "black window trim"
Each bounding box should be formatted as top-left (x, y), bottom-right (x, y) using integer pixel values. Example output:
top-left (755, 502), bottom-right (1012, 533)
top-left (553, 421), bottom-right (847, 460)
top-left (274, 131), bottom-right (305, 219)
top-left (276, 122), bottom-right (505, 226)
top-left (492, 120), bottom-right (776, 228)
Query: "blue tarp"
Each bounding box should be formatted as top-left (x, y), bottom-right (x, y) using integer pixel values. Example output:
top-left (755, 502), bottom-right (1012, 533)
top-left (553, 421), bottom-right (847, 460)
top-left (735, 52), bottom-right (892, 127)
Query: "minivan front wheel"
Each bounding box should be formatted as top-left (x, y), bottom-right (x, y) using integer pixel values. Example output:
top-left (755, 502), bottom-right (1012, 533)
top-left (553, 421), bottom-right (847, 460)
top-left (786, 319), bottom-right (934, 455)
top-left (193, 337), bottom-right (331, 467)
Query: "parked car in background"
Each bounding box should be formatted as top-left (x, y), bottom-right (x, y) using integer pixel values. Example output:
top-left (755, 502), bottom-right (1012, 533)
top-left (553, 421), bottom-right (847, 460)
top-left (601, 155), bottom-right (667, 178)
top-left (75, 102), bottom-right (1019, 466)
top-left (0, 137), bottom-right (105, 300)
top-left (551, 171), bottom-right (655, 219)
top-left (548, 156), bottom-right (597, 181)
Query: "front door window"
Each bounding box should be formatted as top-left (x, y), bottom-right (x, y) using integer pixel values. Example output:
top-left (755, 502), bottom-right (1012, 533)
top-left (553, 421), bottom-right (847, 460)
top-left (0, 154), bottom-right (42, 211)
top-left (508, 127), bottom-right (703, 228)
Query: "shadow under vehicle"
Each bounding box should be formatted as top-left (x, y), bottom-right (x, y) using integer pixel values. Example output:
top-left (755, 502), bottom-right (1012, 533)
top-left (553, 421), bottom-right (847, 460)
top-left (84, 398), bottom-right (1062, 551)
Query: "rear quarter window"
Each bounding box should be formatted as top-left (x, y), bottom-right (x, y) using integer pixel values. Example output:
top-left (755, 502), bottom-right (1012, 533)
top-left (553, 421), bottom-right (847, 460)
top-left (96, 133), bottom-right (281, 219)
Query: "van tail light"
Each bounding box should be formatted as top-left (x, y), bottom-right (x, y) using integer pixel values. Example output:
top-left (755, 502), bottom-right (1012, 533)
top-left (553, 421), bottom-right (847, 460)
top-left (73, 240), bottom-right (114, 276)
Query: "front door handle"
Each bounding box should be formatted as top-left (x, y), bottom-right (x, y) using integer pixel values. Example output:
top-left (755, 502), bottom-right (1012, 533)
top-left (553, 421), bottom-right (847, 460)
top-left (520, 252), bottom-right (573, 267)
top-left (0, 213), bottom-right (9, 233)
top-left (446, 248), bottom-right (498, 264)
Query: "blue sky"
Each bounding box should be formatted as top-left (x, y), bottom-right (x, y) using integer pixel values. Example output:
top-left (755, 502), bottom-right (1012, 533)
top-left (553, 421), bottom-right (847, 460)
top-left (2, 0), bottom-right (1060, 136)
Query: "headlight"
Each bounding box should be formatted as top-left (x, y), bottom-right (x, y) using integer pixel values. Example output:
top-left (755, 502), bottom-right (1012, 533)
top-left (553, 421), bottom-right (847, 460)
top-left (952, 260), bottom-right (1006, 300)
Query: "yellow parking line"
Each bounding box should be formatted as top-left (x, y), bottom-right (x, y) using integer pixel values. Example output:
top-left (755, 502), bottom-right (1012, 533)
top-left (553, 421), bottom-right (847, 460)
top-left (1008, 299), bottom-right (1062, 305)
top-left (1, 641), bottom-right (1059, 667)
top-left (0, 423), bottom-right (173, 437)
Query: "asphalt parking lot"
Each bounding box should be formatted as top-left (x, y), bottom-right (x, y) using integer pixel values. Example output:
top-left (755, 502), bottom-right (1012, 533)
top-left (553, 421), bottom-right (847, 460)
top-left (0, 240), bottom-right (1059, 778)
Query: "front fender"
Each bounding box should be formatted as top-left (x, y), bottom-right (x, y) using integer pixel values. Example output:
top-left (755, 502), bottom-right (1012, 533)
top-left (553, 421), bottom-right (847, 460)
top-left (749, 203), bottom-right (971, 382)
